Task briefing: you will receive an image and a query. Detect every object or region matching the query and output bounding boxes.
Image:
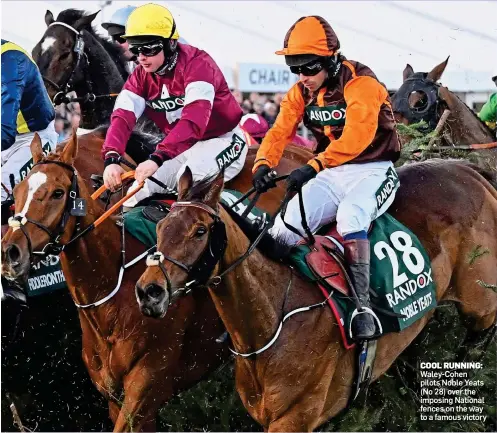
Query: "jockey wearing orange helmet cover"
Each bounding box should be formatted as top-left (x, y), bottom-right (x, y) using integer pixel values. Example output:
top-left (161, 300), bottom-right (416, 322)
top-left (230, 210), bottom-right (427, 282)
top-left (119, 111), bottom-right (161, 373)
top-left (252, 16), bottom-right (401, 341)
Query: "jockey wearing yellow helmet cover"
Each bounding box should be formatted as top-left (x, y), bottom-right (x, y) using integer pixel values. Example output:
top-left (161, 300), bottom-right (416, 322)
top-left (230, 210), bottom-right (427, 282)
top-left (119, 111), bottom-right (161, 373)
top-left (252, 16), bottom-right (401, 341)
top-left (102, 4), bottom-right (245, 205)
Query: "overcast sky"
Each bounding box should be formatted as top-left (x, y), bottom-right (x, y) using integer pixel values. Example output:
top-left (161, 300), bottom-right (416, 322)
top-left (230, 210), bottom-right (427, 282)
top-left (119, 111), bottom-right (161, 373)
top-left (2, 1), bottom-right (496, 89)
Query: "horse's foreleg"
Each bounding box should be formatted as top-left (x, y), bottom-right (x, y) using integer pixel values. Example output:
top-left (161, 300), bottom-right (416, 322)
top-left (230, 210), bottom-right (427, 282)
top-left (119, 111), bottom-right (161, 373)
top-left (113, 367), bottom-right (174, 432)
top-left (109, 400), bottom-right (121, 426)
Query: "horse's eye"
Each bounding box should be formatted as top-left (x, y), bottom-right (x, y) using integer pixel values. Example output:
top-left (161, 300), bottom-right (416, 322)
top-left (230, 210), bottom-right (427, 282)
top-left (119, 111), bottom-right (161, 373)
top-left (52, 189), bottom-right (65, 199)
top-left (195, 226), bottom-right (207, 237)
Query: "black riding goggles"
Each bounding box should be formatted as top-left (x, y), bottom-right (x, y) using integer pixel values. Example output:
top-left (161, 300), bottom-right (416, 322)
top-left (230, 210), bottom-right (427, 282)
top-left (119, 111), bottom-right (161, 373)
top-left (290, 60), bottom-right (325, 76)
top-left (129, 41), bottom-right (164, 57)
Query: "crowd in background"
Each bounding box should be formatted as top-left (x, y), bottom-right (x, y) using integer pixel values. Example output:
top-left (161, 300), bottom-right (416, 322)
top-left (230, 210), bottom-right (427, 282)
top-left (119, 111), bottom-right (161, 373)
top-left (231, 90), bottom-right (285, 127)
top-left (232, 90), bottom-right (316, 149)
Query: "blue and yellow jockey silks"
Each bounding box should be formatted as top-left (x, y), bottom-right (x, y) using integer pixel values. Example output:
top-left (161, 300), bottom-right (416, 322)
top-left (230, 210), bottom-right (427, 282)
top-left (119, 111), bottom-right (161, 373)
top-left (1, 39), bottom-right (55, 151)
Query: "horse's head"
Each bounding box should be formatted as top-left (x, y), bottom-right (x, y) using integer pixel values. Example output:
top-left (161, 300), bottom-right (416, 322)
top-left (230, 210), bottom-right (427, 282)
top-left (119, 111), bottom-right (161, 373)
top-left (136, 169), bottom-right (227, 319)
top-left (1, 131), bottom-right (80, 285)
top-left (392, 57), bottom-right (450, 130)
top-left (32, 9), bottom-right (100, 100)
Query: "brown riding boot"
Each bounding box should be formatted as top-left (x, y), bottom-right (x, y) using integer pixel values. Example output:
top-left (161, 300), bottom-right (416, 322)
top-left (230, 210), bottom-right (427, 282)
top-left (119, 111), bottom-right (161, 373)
top-left (343, 238), bottom-right (377, 340)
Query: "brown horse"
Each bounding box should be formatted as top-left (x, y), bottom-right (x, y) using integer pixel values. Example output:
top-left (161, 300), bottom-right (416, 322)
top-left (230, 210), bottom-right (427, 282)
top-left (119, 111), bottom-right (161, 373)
top-left (136, 160), bottom-right (497, 431)
top-left (1, 131), bottom-right (311, 431)
top-left (392, 57), bottom-right (497, 171)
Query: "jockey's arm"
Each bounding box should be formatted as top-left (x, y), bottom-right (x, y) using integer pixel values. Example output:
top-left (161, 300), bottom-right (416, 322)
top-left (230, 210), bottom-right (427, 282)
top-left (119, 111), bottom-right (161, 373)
top-left (252, 84), bottom-right (304, 172)
top-left (478, 93), bottom-right (497, 124)
top-left (101, 71), bottom-right (145, 162)
top-left (149, 61), bottom-right (216, 166)
top-left (308, 76), bottom-right (388, 173)
top-left (1, 53), bottom-right (27, 151)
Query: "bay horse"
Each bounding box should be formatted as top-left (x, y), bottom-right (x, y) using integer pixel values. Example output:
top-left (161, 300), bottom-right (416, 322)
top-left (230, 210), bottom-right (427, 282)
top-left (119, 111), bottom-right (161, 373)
top-left (33, 8), bottom-right (163, 140)
top-left (392, 57), bottom-right (497, 172)
top-left (1, 131), bottom-right (312, 431)
top-left (33, 9), bottom-right (127, 129)
top-left (135, 161), bottom-right (497, 431)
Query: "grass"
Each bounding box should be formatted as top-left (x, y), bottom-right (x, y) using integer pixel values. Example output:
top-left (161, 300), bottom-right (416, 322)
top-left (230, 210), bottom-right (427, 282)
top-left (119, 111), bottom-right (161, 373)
top-left (156, 305), bottom-right (496, 432)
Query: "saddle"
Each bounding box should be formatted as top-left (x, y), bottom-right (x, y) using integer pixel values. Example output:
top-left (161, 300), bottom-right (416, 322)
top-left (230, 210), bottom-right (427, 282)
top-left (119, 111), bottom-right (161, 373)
top-left (304, 234), bottom-right (350, 296)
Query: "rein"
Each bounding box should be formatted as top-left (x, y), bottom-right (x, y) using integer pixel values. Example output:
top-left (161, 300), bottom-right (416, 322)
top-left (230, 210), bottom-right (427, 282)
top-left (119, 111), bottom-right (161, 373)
top-left (144, 177), bottom-right (341, 357)
top-left (8, 164), bottom-right (146, 308)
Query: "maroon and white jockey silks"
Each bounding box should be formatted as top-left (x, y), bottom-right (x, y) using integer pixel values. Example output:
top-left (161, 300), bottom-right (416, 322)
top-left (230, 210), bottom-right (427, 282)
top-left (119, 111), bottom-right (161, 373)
top-left (102, 43), bottom-right (243, 163)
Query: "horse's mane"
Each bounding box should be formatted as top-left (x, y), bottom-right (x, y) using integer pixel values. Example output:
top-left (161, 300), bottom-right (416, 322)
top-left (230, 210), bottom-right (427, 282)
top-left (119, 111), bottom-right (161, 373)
top-left (441, 86), bottom-right (495, 135)
top-left (92, 124), bottom-right (163, 150)
top-left (185, 177), bottom-right (291, 261)
top-left (56, 9), bottom-right (128, 80)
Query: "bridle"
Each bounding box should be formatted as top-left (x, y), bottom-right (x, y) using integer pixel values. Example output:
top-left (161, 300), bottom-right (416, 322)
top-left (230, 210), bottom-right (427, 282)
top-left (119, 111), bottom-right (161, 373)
top-left (8, 161), bottom-right (83, 264)
top-left (145, 201), bottom-right (228, 304)
top-left (41, 22), bottom-right (119, 106)
top-left (42, 22), bottom-right (90, 106)
top-left (145, 186), bottom-right (294, 305)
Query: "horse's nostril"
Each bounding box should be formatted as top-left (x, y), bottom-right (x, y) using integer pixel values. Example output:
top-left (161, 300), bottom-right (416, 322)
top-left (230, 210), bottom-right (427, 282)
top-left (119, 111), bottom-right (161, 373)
top-left (145, 284), bottom-right (164, 299)
top-left (6, 245), bottom-right (21, 266)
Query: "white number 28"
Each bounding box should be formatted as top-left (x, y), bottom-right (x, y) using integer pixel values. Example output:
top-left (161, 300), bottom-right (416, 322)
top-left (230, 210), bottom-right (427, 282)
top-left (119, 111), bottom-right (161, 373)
top-left (374, 231), bottom-right (425, 288)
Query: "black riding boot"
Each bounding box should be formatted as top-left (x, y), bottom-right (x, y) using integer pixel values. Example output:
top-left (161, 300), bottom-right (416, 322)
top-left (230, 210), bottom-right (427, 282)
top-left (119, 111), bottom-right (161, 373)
top-left (343, 238), bottom-right (377, 340)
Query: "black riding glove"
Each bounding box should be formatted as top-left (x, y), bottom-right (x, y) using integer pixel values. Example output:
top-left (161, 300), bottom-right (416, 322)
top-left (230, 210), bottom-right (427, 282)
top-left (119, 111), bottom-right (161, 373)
top-left (286, 165), bottom-right (317, 191)
top-left (252, 165), bottom-right (276, 193)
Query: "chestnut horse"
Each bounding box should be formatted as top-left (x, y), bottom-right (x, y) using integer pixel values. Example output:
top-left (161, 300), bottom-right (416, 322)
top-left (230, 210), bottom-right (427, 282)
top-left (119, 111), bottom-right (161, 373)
top-left (1, 132), bottom-right (312, 431)
top-left (392, 57), bottom-right (497, 172)
top-left (136, 161), bottom-right (497, 431)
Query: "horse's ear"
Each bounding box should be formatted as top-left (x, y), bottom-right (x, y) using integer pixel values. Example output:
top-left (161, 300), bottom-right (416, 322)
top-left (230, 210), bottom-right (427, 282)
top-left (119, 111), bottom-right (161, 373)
top-left (403, 64), bottom-right (414, 82)
top-left (73, 10), bottom-right (100, 31)
top-left (60, 128), bottom-right (79, 164)
top-left (178, 167), bottom-right (194, 200)
top-left (30, 133), bottom-right (44, 164)
top-left (45, 10), bottom-right (55, 26)
top-left (204, 171), bottom-right (224, 209)
top-left (427, 56), bottom-right (449, 82)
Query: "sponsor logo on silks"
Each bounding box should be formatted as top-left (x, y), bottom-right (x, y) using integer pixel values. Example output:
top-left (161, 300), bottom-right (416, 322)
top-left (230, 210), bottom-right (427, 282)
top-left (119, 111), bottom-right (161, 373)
top-left (19, 142), bottom-right (52, 180)
top-left (147, 95), bottom-right (185, 112)
top-left (386, 269), bottom-right (433, 307)
top-left (216, 133), bottom-right (246, 170)
top-left (147, 84), bottom-right (185, 113)
top-left (305, 103), bottom-right (347, 126)
top-left (375, 167), bottom-right (400, 209)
